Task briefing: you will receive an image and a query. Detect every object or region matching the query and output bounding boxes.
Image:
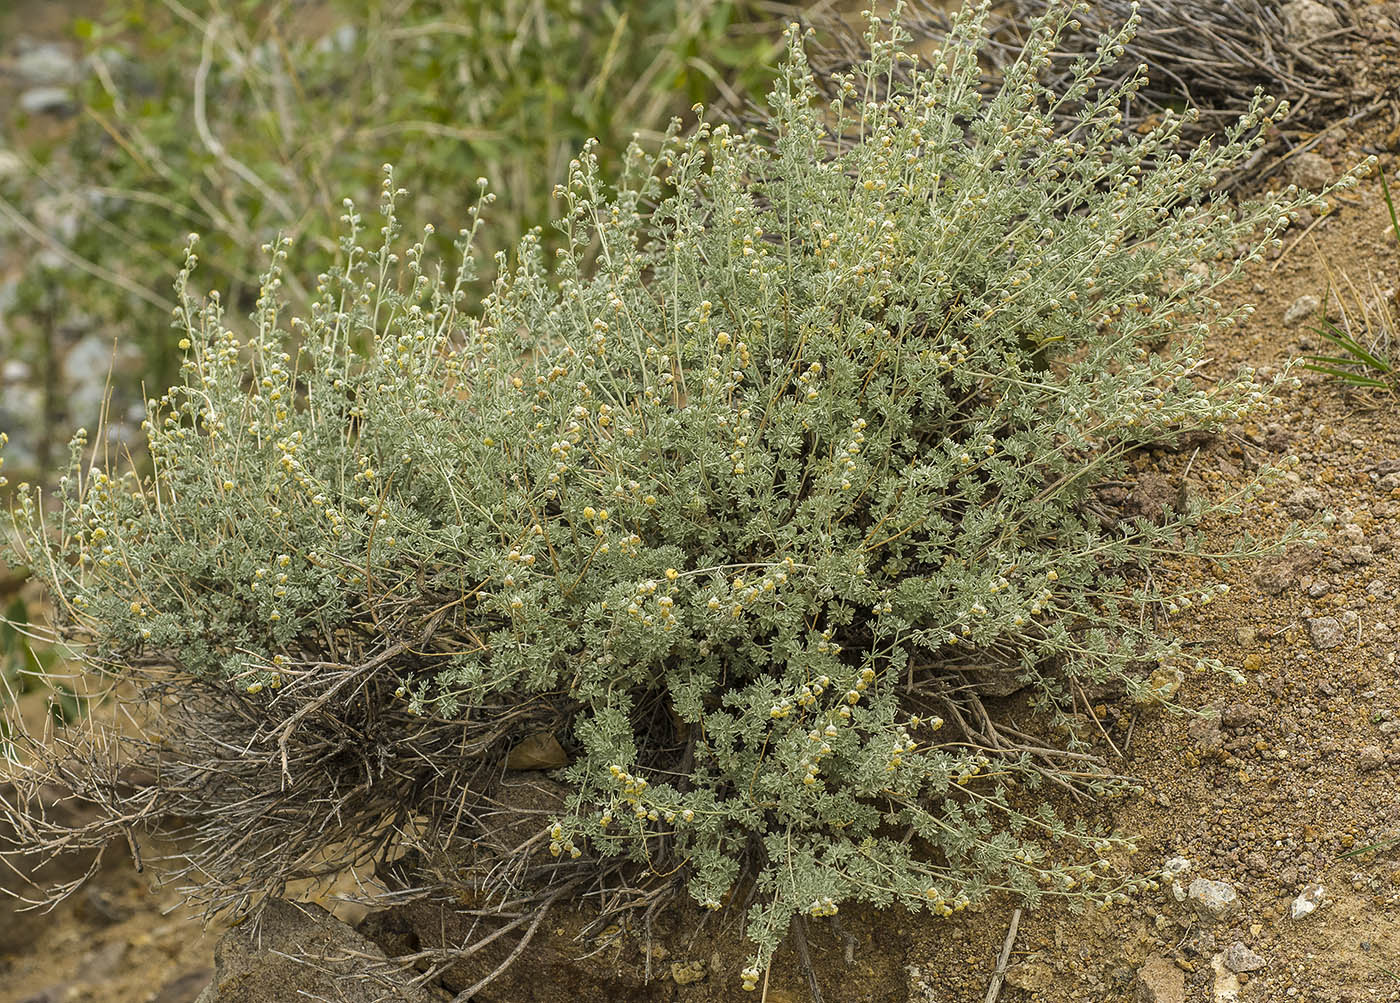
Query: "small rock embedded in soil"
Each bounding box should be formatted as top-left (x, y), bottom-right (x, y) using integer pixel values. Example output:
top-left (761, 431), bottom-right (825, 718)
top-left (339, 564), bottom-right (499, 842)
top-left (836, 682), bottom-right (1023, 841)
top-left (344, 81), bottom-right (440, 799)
top-left (1284, 486), bottom-right (1324, 517)
top-left (1188, 710), bottom-right (1224, 751)
top-left (1005, 959), bottom-right (1055, 993)
top-left (1223, 942), bottom-right (1267, 973)
top-left (670, 959), bottom-right (707, 985)
top-left (1128, 471), bottom-right (1188, 524)
top-left (1221, 703), bottom-right (1261, 729)
top-left (1211, 953), bottom-right (1242, 1003)
top-left (1290, 883), bottom-right (1326, 920)
top-left (1284, 293), bottom-right (1322, 327)
top-left (1189, 878), bottom-right (1241, 923)
top-left (1306, 616), bottom-right (1345, 649)
top-left (1163, 855), bottom-right (1193, 901)
top-left (1358, 745), bottom-right (1385, 771)
top-left (1287, 150), bottom-right (1335, 190)
top-left (1136, 956), bottom-right (1186, 1003)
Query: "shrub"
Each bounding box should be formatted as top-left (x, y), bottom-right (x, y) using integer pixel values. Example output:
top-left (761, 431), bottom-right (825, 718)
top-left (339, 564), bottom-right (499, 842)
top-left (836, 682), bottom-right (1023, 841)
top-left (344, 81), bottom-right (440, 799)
top-left (2, 1), bottom-right (1357, 987)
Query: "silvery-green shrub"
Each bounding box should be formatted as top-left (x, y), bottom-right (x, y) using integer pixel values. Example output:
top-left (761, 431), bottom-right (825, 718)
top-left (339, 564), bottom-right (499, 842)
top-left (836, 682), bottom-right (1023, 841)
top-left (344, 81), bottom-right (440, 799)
top-left (3, 0), bottom-right (1356, 984)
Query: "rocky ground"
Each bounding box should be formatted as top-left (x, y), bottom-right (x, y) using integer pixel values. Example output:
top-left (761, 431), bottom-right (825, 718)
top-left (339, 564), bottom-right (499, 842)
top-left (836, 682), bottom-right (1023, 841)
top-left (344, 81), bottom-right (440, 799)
top-left (3, 4), bottom-right (1400, 1003)
top-left (899, 145), bottom-right (1400, 1002)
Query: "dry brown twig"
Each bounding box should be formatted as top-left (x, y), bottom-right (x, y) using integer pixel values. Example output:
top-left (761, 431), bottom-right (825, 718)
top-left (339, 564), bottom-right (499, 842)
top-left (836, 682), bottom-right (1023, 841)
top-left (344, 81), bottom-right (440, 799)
top-left (795, 0), bottom-right (1400, 189)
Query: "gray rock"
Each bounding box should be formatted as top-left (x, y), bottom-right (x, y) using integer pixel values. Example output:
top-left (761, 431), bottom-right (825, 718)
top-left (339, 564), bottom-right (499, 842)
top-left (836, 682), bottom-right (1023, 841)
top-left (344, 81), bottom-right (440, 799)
top-left (1163, 856), bottom-right (1192, 878)
top-left (152, 968), bottom-right (214, 1003)
top-left (1281, 0), bottom-right (1341, 43)
top-left (1221, 703), bottom-right (1261, 729)
top-left (1128, 471), bottom-right (1187, 524)
top-left (193, 899), bottom-right (446, 1003)
top-left (16, 42), bottom-right (80, 85)
top-left (61, 333), bottom-right (140, 429)
top-left (1305, 616), bottom-right (1345, 649)
top-left (1343, 545), bottom-right (1374, 566)
top-left (18, 87), bottom-right (77, 117)
top-left (1163, 855), bottom-right (1193, 902)
top-left (1288, 151), bottom-right (1333, 191)
top-left (1283, 486), bottom-right (1324, 516)
top-left (1284, 293), bottom-right (1321, 327)
top-left (1223, 942), bottom-right (1267, 973)
top-left (1358, 745), bottom-right (1385, 772)
top-left (1005, 960), bottom-right (1055, 993)
top-left (1188, 878), bottom-right (1240, 923)
top-left (965, 667), bottom-right (1025, 698)
top-left (1188, 709), bottom-right (1223, 751)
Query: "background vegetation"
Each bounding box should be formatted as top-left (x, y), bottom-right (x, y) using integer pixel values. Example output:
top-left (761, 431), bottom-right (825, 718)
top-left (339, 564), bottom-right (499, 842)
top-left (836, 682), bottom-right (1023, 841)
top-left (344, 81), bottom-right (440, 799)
top-left (0, 0), bottom-right (782, 478)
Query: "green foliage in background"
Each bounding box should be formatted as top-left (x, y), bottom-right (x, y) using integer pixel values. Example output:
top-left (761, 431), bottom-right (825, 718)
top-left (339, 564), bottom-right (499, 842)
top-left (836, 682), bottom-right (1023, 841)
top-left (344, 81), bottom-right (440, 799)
top-left (0, 0), bottom-right (779, 470)
top-left (3, 1), bottom-right (1357, 984)
top-left (1, 594), bottom-right (79, 760)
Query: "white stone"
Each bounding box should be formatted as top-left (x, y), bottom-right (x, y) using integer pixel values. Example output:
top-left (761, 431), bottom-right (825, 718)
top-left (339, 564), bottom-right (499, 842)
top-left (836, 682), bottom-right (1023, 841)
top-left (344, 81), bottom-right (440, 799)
top-left (16, 42), bottom-right (80, 85)
top-left (1210, 953), bottom-right (1241, 1003)
top-left (18, 87), bottom-right (76, 117)
top-left (1284, 294), bottom-right (1321, 327)
top-left (1290, 883), bottom-right (1325, 919)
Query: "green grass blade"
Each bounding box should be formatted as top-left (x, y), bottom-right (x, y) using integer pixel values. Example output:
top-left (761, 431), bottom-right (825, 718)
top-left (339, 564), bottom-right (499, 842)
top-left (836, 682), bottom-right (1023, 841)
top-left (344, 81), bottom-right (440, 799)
top-left (1380, 168), bottom-right (1400, 246)
top-left (1312, 323), bottom-right (1393, 373)
top-left (1300, 363), bottom-right (1392, 387)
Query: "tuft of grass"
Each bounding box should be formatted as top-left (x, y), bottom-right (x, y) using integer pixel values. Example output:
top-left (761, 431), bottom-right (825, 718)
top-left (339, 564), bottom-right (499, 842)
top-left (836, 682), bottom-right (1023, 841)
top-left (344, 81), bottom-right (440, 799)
top-left (1301, 170), bottom-right (1399, 391)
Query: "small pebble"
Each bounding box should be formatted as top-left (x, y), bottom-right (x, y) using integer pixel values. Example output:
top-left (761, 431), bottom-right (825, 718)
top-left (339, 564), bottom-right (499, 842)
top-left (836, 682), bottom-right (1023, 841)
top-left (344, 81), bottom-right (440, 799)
top-left (1284, 293), bottom-right (1321, 327)
top-left (1290, 883), bottom-right (1326, 920)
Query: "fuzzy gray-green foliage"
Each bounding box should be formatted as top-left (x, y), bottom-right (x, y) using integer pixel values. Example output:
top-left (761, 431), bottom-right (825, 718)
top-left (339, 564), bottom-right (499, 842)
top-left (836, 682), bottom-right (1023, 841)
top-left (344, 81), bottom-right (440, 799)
top-left (4, 1), bottom-right (1356, 983)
